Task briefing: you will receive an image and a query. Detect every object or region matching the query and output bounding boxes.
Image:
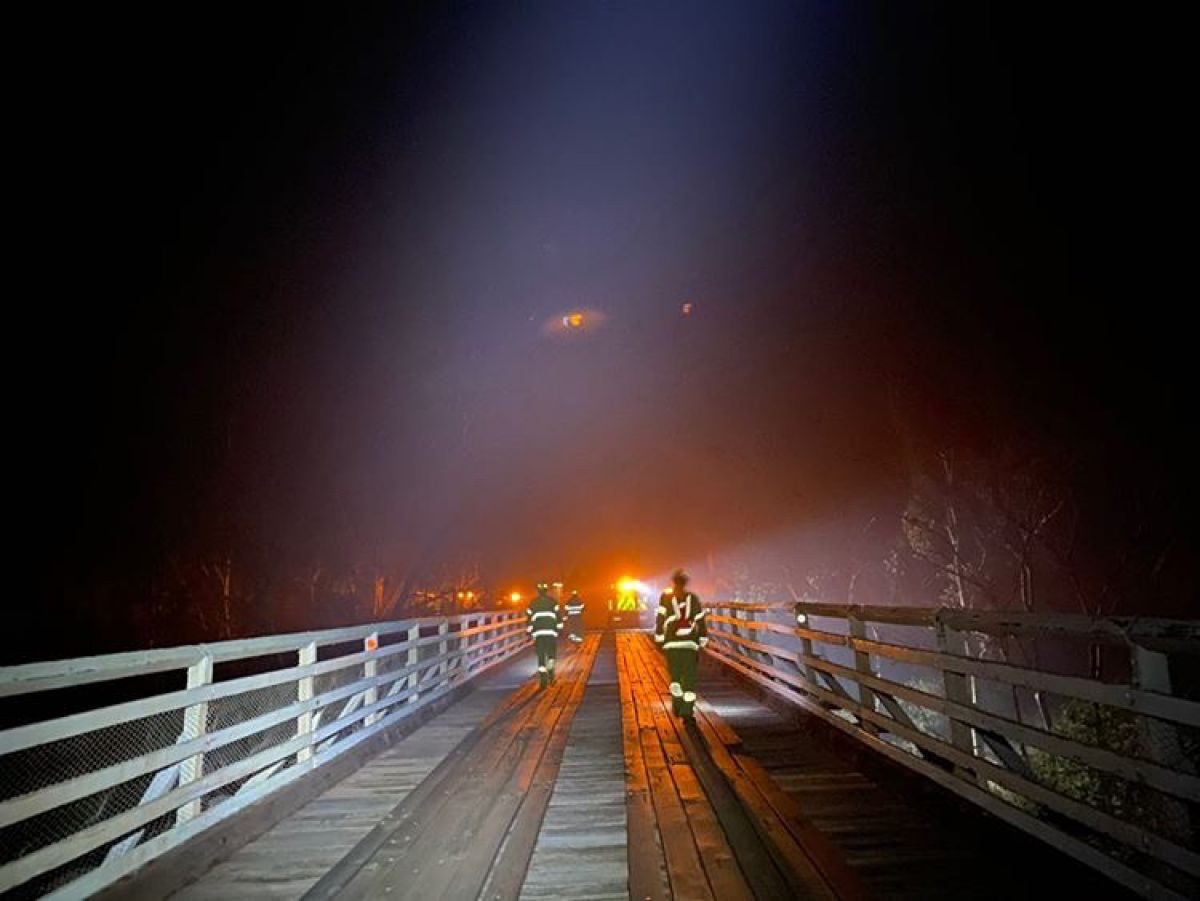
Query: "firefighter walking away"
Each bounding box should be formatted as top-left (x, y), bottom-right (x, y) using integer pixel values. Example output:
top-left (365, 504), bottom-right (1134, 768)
top-left (654, 569), bottom-right (708, 718)
top-left (564, 589), bottom-right (585, 643)
top-left (526, 580), bottom-right (563, 688)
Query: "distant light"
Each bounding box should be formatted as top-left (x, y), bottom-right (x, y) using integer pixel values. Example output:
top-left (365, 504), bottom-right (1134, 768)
top-left (466, 590), bottom-right (475, 600)
top-left (795, 613), bottom-right (808, 625)
top-left (510, 591), bottom-right (522, 603)
top-left (616, 578), bottom-right (654, 595)
top-left (541, 308), bottom-right (607, 338)
top-left (681, 302), bottom-right (693, 316)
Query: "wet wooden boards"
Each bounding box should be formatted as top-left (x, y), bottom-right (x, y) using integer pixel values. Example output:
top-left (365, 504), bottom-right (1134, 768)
top-left (304, 635), bottom-right (600, 901)
top-left (616, 633), bottom-right (866, 900)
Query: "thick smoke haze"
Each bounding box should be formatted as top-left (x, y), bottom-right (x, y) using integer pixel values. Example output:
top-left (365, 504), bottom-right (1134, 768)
top-left (12, 3), bottom-right (1193, 659)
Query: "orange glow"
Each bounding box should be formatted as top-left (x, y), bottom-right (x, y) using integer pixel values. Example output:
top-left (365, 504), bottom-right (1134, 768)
top-left (563, 312), bottom-right (584, 328)
top-left (510, 591), bottom-right (522, 603)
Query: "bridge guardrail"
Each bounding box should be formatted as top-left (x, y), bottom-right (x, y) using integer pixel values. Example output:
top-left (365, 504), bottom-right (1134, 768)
top-left (0, 610), bottom-right (527, 898)
top-left (705, 602), bottom-right (1199, 900)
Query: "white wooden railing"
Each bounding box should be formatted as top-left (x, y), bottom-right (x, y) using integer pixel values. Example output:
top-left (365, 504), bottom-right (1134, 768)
top-left (0, 610), bottom-right (527, 899)
top-left (705, 602), bottom-right (1199, 900)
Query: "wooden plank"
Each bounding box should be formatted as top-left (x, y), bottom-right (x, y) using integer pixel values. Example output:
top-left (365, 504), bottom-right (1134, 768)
top-left (712, 640), bottom-right (1200, 869)
top-left (622, 637), bottom-right (713, 900)
top-left (693, 699), bottom-right (742, 748)
top-left (710, 603), bottom-right (1200, 653)
top-left (631, 636), bottom-right (840, 900)
top-left (639, 704), bottom-right (714, 900)
top-left (442, 638), bottom-right (597, 898)
top-left (671, 762), bottom-right (755, 901)
top-left (707, 615), bottom-right (796, 637)
top-left (617, 639), bottom-right (670, 901)
top-left (108, 666), bottom-right (504, 901)
top-left (623, 637), bottom-right (758, 901)
top-left (705, 642), bottom-right (1193, 899)
top-left (937, 609), bottom-right (1200, 652)
top-left (0, 631), bottom-right (505, 757)
top-left (846, 635), bottom-right (1200, 728)
top-left (732, 753), bottom-right (871, 901)
top-left (0, 613), bottom-right (523, 698)
top-left (481, 636), bottom-right (602, 900)
top-left (302, 679), bottom-right (543, 899)
top-left (347, 655), bottom-right (580, 898)
top-left (719, 602), bottom-right (1200, 648)
top-left (848, 613), bottom-right (878, 738)
top-left (433, 682), bottom-right (575, 900)
top-left (177, 655), bottom-right (214, 823)
top-left (520, 636), bottom-right (628, 900)
top-left (718, 625), bottom-right (1200, 800)
top-left (330, 639), bottom-right (593, 900)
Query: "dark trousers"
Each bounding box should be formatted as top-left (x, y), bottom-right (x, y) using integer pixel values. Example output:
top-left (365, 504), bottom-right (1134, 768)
top-left (665, 647), bottom-right (699, 717)
top-left (534, 635), bottom-right (558, 687)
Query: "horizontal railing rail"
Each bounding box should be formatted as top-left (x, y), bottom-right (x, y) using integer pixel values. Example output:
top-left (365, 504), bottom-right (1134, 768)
top-left (705, 601), bottom-right (1199, 900)
top-left (0, 610), bottom-right (527, 898)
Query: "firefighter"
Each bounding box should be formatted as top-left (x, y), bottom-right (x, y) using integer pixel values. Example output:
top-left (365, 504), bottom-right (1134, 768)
top-left (654, 569), bottom-right (708, 718)
top-left (564, 589), bottom-right (585, 643)
top-left (526, 580), bottom-right (563, 688)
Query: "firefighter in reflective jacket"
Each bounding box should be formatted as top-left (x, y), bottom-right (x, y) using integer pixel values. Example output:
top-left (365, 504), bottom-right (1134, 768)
top-left (654, 569), bottom-right (708, 718)
top-left (526, 580), bottom-right (563, 688)
top-left (564, 589), bottom-right (585, 643)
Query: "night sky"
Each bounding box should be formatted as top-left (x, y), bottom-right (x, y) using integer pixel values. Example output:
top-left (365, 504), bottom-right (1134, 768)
top-left (14, 3), bottom-right (1194, 657)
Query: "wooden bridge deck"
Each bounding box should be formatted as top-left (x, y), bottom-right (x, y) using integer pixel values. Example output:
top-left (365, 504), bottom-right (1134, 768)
top-left (160, 631), bottom-right (1130, 900)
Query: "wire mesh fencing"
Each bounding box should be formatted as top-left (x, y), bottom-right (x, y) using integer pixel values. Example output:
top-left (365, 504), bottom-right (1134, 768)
top-left (0, 611), bottom-right (526, 898)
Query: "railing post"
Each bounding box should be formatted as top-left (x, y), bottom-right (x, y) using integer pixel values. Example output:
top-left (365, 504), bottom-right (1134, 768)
top-left (848, 608), bottom-right (879, 735)
top-left (296, 641), bottom-right (317, 764)
top-left (176, 654), bottom-right (213, 824)
top-left (731, 606), bottom-right (746, 660)
top-left (936, 614), bottom-right (981, 779)
top-left (747, 607), bottom-right (770, 669)
top-left (406, 624), bottom-right (421, 704)
top-left (1132, 644), bottom-right (1193, 845)
top-left (438, 620), bottom-right (450, 684)
top-left (363, 631), bottom-right (379, 727)
top-left (471, 615), bottom-right (487, 674)
top-left (793, 608), bottom-right (818, 692)
top-left (462, 616), bottom-right (474, 675)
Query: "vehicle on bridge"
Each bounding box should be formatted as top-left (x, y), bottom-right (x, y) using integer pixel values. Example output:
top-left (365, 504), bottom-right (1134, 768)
top-left (607, 577), bottom-right (649, 629)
